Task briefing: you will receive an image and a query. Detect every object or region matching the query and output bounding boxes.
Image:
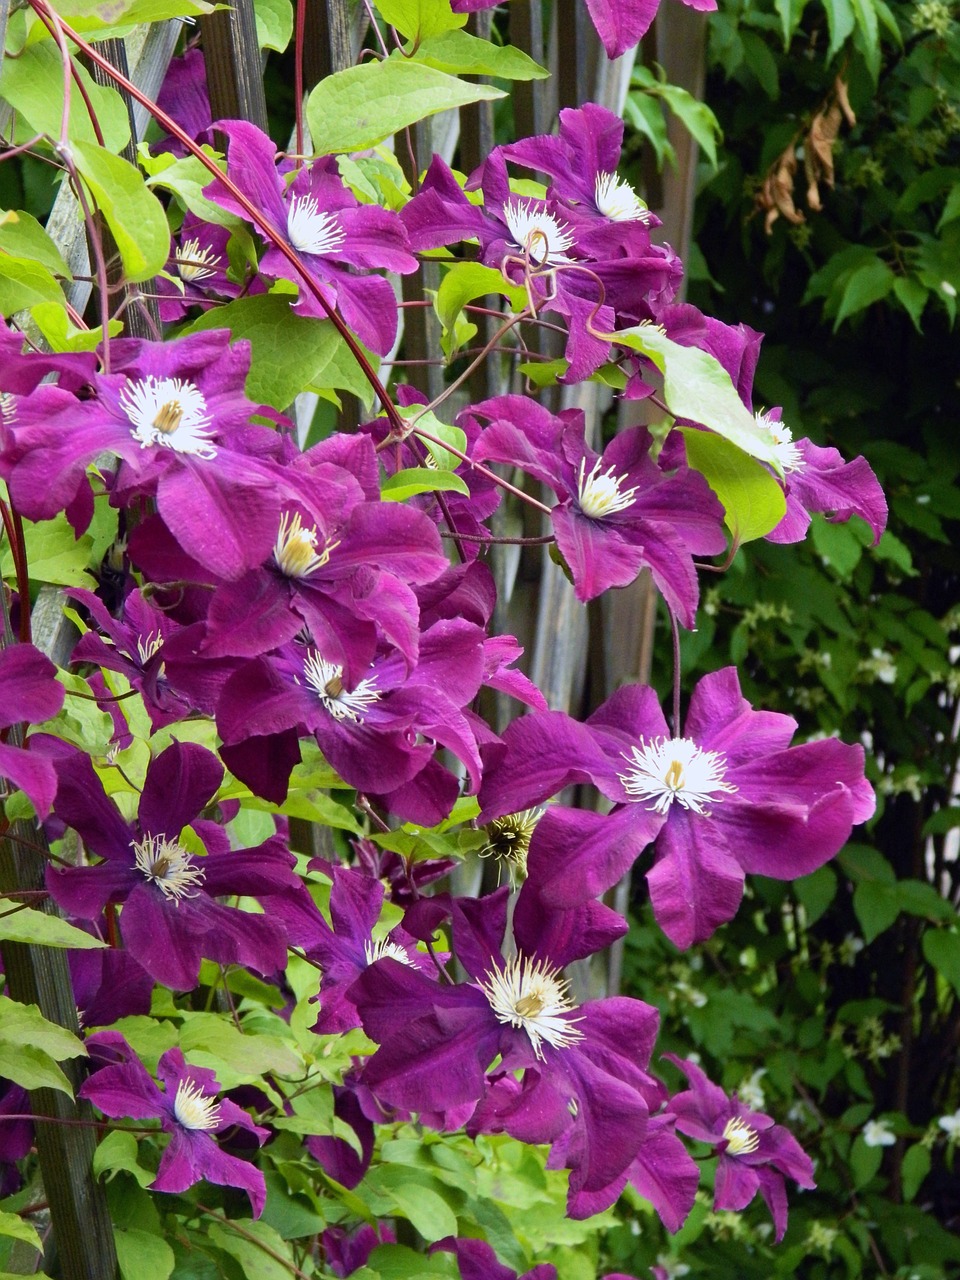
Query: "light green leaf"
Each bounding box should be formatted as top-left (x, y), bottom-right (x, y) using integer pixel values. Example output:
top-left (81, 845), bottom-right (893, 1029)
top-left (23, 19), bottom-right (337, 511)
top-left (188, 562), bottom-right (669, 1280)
top-left (208, 1220), bottom-right (296, 1280)
top-left (140, 147), bottom-right (240, 227)
top-left (0, 502), bottom-right (119, 587)
top-left (850, 0), bottom-right (880, 81)
top-left (0, 906), bottom-right (107, 949)
top-left (611, 325), bottom-right (784, 473)
top-left (923, 930), bottom-right (960, 998)
top-left (186, 294), bottom-right (378, 410)
top-left (0, 1210), bottom-right (43, 1252)
top-left (306, 57), bottom-right (505, 155)
top-left (368, 1166), bottom-right (458, 1241)
top-left (893, 275), bottom-right (928, 332)
top-left (93, 1130), bottom-right (156, 1188)
top-left (115, 1228), bottom-right (174, 1280)
top-left (622, 92), bottom-right (673, 172)
top-left (406, 410), bottom-right (468, 471)
top-left (0, 256), bottom-right (64, 316)
top-left (681, 428), bottom-right (785, 544)
top-left (49, 0), bottom-right (212, 22)
top-left (0, 1042), bottom-right (73, 1094)
top-left (823, 0), bottom-right (855, 57)
top-left (35, 669), bottom-right (115, 757)
top-left (71, 142), bottom-right (169, 283)
top-left (853, 880), bottom-right (900, 942)
top-left (254, 0), bottom-right (292, 51)
top-left (0, 210), bottom-right (71, 276)
top-left (0, 995), bottom-right (88, 1059)
top-left (850, 1135), bottom-right (883, 1189)
top-left (178, 1013), bottom-right (302, 1085)
top-left (369, 1243), bottom-right (457, 1278)
top-left (656, 82), bottom-right (723, 166)
top-left (436, 262), bottom-right (526, 357)
top-left (376, 0), bottom-right (466, 39)
top-left (412, 30), bottom-right (549, 80)
top-left (381, 467), bottom-right (470, 501)
top-left (31, 301), bottom-right (122, 352)
top-left (0, 42), bottom-right (130, 152)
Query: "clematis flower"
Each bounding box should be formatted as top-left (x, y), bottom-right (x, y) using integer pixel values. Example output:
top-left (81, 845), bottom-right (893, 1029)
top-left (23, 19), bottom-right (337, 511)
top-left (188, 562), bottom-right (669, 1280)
top-left (351, 886), bottom-right (666, 1210)
top-left (42, 739), bottom-right (308, 989)
top-left (479, 667), bottom-right (875, 948)
top-left (495, 103), bottom-right (657, 231)
top-left (304, 862), bottom-right (436, 1034)
top-left (665, 1054), bottom-right (815, 1241)
top-left (156, 215), bottom-right (241, 321)
top-left (450, 0), bottom-right (716, 60)
top-left (80, 1036), bottom-right (268, 1215)
top-left (203, 121), bottom-right (417, 354)
top-left (1, 330), bottom-right (289, 580)
top-left (321, 1222), bottom-right (396, 1276)
top-left (432, 1236), bottom-right (558, 1280)
top-left (217, 618), bottom-right (488, 824)
top-left (468, 396), bottom-right (726, 624)
top-left (0, 642), bottom-right (65, 817)
top-left (752, 409), bottom-right (887, 545)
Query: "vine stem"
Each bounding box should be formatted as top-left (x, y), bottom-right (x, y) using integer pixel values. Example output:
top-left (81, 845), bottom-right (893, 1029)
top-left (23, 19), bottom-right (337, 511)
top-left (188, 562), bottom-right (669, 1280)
top-left (670, 609), bottom-right (682, 737)
top-left (406, 425), bottom-right (552, 515)
top-left (27, 0), bottom-right (406, 436)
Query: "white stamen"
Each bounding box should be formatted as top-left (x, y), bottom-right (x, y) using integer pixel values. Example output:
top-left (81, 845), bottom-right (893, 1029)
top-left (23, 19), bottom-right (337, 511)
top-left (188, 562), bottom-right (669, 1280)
top-left (132, 834), bottom-right (206, 902)
top-left (756, 410), bottom-right (803, 473)
top-left (119, 376), bottom-right (216, 459)
top-left (594, 172), bottom-right (652, 223)
top-left (618, 736), bottom-right (737, 814)
top-left (722, 1115), bottom-right (760, 1155)
top-left (302, 652), bottom-right (380, 723)
top-left (0, 392), bottom-right (16, 425)
top-left (364, 937), bottom-right (415, 967)
top-left (173, 1078), bottom-right (221, 1131)
top-left (480, 954), bottom-right (584, 1060)
top-left (502, 198), bottom-right (575, 266)
top-left (286, 196), bottom-right (347, 256)
top-left (175, 237), bottom-right (221, 283)
top-left (576, 456), bottom-right (639, 519)
top-left (274, 511), bottom-right (339, 578)
top-left (136, 631), bottom-right (163, 665)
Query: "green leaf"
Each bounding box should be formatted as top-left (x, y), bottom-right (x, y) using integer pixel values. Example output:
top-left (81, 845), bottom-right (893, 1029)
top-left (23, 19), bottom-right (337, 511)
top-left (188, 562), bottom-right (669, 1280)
top-left (893, 275), bottom-right (928, 332)
top-left (208, 1220), bottom-right (296, 1280)
top-left (376, 0), bottom-right (467, 38)
top-left (306, 57), bottom-right (505, 155)
top-left (412, 30), bottom-right (549, 80)
top-left (0, 1210), bottom-right (42, 1252)
top-left (832, 257), bottom-right (895, 329)
top-left (381, 467), bottom-right (470, 501)
top-left (656, 82), bottom-right (723, 166)
top-left (923, 930), bottom-right (960, 998)
top-left (794, 864), bottom-right (838, 925)
top-left (739, 30), bottom-right (780, 99)
top-left (93, 1130), bottom-right (156, 1188)
top-left (823, 0), bottom-right (855, 57)
top-left (368, 1243), bottom-right (458, 1278)
top-left (253, 0), bottom-right (292, 51)
top-left (0, 43), bottom-right (130, 153)
top-left (901, 1143), bottom-right (932, 1202)
top-left (838, 843), bottom-right (897, 885)
top-left (0, 995), bottom-right (88, 1059)
top-left (49, 0), bottom-right (213, 23)
top-left (810, 514), bottom-right (864, 578)
top-left (611, 325), bottom-right (784, 474)
top-left (406, 410), bottom-right (469, 471)
top-left (186, 295), bottom-right (378, 410)
top-left (850, 0), bottom-right (880, 80)
top-left (71, 142), bottom-right (169, 283)
top-left (0, 1042), bottom-right (73, 1094)
top-left (0, 906), bottom-right (107, 949)
top-left (622, 92), bottom-right (673, 172)
top-left (0, 255), bottom-right (64, 315)
top-left (0, 502), bottom-right (118, 588)
top-left (681, 428), bottom-right (785, 544)
top-left (436, 262), bottom-right (526, 357)
top-left (140, 147), bottom-right (240, 227)
top-left (850, 1135), bottom-right (883, 1189)
top-left (115, 1228), bottom-right (175, 1280)
top-left (0, 209), bottom-right (71, 276)
top-left (366, 1165), bottom-right (459, 1241)
top-left (853, 880), bottom-right (900, 942)
top-left (31, 300), bottom-right (122, 352)
top-left (178, 1013), bottom-right (302, 1085)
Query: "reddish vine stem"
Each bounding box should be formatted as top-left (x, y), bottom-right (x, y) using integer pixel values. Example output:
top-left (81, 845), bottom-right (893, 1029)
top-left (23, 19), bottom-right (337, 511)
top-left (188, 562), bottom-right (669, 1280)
top-left (28, 0), bottom-right (406, 436)
top-left (293, 0), bottom-right (306, 162)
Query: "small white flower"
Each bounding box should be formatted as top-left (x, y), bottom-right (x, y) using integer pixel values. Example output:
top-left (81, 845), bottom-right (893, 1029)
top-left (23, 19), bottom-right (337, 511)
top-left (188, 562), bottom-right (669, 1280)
top-left (937, 1109), bottom-right (960, 1141)
top-left (862, 1118), bottom-right (896, 1147)
top-left (737, 1068), bottom-right (767, 1112)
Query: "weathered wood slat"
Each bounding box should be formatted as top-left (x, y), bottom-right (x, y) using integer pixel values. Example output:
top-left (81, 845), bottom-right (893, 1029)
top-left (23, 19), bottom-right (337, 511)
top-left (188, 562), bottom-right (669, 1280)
top-left (201, 0), bottom-right (268, 132)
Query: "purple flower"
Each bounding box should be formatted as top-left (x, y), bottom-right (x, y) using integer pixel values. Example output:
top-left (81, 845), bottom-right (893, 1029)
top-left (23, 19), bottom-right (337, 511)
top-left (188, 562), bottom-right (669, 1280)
top-left (203, 122), bottom-right (417, 354)
top-left (479, 667), bottom-right (875, 947)
top-left (449, 0), bottom-right (716, 60)
top-left (321, 1223), bottom-right (395, 1276)
top-left (752, 411), bottom-right (887, 545)
top-left (156, 215), bottom-right (241, 321)
top-left (468, 396), bottom-right (726, 624)
top-left (154, 48), bottom-right (212, 158)
top-left (2, 331), bottom-right (289, 580)
top-left (351, 887), bottom-right (664, 1209)
top-left (80, 1036), bottom-right (268, 1215)
top-left (0, 642), bottom-right (65, 817)
top-left (42, 739), bottom-right (307, 989)
top-left (432, 1236), bottom-right (557, 1280)
top-left (665, 1054), bottom-right (815, 1241)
